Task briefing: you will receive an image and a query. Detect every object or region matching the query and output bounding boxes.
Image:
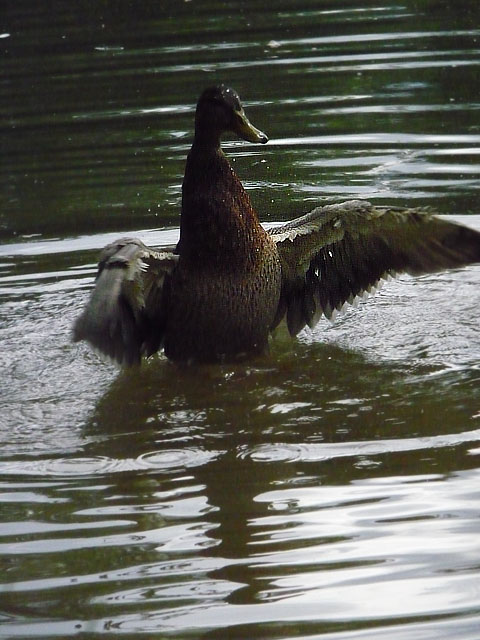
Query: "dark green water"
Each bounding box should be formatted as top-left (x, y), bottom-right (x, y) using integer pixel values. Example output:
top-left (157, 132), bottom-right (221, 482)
top-left (1, 1), bottom-right (480, 638)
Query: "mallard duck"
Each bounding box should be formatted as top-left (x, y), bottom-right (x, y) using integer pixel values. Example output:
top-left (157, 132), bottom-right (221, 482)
top-left (73, 85), bottom-right (480, 365)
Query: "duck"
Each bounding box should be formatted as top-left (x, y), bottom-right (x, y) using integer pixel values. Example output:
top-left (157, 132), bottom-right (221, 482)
top-left (73, 85), bottom-right (480, 365)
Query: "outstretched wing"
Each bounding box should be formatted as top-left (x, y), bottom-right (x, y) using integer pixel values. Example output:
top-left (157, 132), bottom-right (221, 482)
top-left (73, 237), bottom-right (178, 365)
top-left (270, 200), bottom-right (480, 335)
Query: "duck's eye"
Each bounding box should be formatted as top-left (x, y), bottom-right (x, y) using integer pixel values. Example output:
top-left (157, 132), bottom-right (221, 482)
top-left (221, 89), bottom-right (241, 110)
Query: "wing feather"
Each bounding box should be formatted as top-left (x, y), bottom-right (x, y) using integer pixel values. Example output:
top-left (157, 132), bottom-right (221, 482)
top-left (270, 201), bottom-right (480, 335)
top-left (73, 237), bottom-right (178, 365)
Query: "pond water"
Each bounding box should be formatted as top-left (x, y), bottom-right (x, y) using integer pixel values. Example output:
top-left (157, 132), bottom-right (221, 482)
top-left (2, 1), bottom-right (480, 638)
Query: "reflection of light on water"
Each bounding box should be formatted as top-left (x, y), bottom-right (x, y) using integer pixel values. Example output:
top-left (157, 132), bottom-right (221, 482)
top-left (0, 227), bottom-right (179, 258)
top-left (0, 448), bottom-right (221, 477)
top-left (246, 428), bottom-right (480, 463)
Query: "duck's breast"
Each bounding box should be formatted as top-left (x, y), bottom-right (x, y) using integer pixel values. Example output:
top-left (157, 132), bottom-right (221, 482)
top-left (164, 241), bottom-right (282, 362)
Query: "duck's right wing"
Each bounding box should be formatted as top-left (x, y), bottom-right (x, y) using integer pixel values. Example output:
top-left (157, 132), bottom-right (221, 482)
top-left (73, 238), bottom-right (178, 365)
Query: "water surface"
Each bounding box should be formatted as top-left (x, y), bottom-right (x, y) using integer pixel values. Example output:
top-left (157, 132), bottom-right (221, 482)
top-left (2, 1), bottom-right (480, 638)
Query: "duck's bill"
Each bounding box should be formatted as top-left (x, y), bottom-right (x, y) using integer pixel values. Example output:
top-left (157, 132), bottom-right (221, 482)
top-left (233, 110), bottom-right (269, 144)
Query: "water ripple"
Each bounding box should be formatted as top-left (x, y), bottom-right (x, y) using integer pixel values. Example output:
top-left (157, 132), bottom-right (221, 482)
top-left (245, 428), bottom-right (480, 463)
top-left (0, 449), bottom-right (220, 477)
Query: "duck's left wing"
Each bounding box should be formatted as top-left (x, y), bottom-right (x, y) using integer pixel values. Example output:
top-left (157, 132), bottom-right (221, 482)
top-left (269, 200), bottom-right (480, 335)
top-left (73, 238), bottom-right (178, 365)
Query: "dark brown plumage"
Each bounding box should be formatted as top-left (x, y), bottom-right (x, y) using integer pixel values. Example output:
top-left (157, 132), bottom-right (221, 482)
top-left (73, 85), bottom-right (480, 365)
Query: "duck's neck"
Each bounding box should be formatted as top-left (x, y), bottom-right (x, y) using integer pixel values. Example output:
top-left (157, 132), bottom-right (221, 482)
top-left (178, 141), bottom-right (267, 269)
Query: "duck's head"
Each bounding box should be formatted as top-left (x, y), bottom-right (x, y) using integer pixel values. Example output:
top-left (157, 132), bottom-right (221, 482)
top-left (194, 85), bottom-right (268, 147)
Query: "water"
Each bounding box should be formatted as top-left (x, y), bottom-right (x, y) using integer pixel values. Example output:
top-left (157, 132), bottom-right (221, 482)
top-left (2, 1), bottom-right (480, 638)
